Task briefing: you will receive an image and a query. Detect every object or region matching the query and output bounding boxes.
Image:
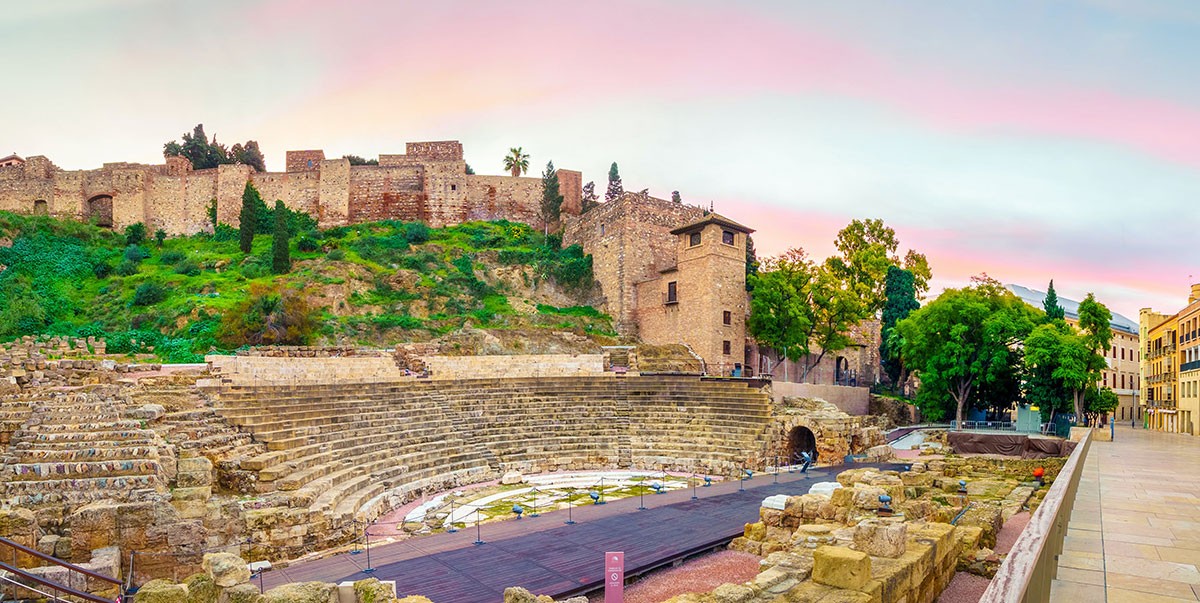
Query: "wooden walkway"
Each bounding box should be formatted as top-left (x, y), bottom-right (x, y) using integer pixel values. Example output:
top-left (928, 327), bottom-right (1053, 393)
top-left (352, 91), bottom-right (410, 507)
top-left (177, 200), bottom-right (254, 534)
top-left (259, 468), bottom-right (856, 601)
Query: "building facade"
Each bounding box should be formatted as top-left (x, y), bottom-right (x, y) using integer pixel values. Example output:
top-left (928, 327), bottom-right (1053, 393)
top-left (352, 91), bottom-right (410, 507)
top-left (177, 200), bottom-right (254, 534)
top-left (0, 142), bottom-right (581, 235)
top-left (1141, 283), bottom-right (1200, 435)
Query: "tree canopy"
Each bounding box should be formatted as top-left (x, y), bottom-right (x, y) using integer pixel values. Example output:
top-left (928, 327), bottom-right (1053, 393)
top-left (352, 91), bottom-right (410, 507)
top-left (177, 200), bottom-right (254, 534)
top-left (605, 162), bottom-right (624, 202)
top-left (880, 266), bottom-right (920, 385)
top-left (747, 248), bottom-right (864, 381)
top-left (580, 181), bottom-right (599, 214)
top-left (826, 218), bottom-right (930, 314)
top-left (894, 277), bottom-right (1037, 425)
top-left (163, 124), bottom-right (265, 171)
top-left (238, 182), bottom-right (260, 253)
top-left (1043, 280), bottom-right (1065, 321)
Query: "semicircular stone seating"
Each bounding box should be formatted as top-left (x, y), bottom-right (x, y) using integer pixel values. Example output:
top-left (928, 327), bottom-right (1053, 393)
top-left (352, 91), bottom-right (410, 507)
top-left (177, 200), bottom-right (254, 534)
top-left (213, 374), bottom-right (773, 559)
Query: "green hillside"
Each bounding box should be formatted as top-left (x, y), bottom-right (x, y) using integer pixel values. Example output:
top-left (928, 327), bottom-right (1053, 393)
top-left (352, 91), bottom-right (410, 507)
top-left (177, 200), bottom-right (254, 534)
top-left (0, 211), bottom-right (611, 362)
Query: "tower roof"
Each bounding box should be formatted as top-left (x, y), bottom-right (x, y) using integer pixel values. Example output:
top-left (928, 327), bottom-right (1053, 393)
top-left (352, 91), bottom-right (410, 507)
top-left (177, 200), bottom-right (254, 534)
top-left (670, 213), bottom-right (754, 235)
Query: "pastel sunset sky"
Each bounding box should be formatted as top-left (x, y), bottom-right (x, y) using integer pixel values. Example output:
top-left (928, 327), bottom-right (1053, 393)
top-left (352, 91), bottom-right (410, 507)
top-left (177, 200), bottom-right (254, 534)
top-left (4, 0), bottom-right (1198, 318)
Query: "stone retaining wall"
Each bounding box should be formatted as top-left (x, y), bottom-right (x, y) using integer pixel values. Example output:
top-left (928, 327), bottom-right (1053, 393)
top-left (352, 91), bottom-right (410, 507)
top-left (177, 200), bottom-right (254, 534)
top-left (772, 382), bottom-right (870, 415)
top-left (422, 354), bottom-right (605, 380)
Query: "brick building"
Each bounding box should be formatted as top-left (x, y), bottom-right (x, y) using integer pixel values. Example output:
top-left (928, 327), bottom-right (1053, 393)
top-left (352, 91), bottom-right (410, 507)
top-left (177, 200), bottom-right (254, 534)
top-left (0, 142), bottom-right (581, 235)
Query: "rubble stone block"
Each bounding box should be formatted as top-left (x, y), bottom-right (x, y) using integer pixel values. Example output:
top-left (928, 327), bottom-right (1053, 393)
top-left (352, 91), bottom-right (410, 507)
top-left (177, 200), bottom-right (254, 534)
top-left (813, 545), bottom-right (872, 590)
top-left (854, 519), bottom-right (908, 558)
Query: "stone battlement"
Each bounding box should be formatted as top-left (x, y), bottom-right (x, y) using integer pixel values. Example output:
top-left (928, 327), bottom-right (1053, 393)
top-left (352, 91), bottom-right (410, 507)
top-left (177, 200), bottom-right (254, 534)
top-left (0, 140), bottom-right (582, 235)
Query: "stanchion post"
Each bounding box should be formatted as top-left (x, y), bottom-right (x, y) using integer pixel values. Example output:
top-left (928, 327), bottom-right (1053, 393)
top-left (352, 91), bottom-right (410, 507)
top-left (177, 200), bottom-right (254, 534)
top-left (362, 522), bottom-right (376, 574)
top-left (473, 510), bottom-right (485, 546)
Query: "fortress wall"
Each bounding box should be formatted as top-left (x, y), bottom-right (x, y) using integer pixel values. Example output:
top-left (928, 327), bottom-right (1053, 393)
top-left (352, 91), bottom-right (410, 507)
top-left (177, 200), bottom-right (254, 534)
top-left (146, 171), bottom-right (218, 234)
top-left (1, 142), bottom-right (580, 234)
top-left (250, 169), bottom-right (321, 217)
top-left (347, 164), bottom-right (425, 223)
top-left (422, 354), bottom-right (606, 380)
top-left (564, 194), bottom-right (705, 333)
top-left (464, 175), bottom-right (542, 226)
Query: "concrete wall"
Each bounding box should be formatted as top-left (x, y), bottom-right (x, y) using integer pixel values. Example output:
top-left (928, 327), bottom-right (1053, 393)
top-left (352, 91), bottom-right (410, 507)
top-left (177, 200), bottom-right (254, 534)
top-left (772, 381), bottom-right (871, 416)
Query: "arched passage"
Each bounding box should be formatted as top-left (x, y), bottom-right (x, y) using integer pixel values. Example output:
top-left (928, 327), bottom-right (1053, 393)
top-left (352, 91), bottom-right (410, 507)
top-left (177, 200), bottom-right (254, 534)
top-left (86, 195), bottom-right (114, 227)
top-left (33, 200), bottom-right (47, 216)
top-left (786, 426), bottom-right (818, 465)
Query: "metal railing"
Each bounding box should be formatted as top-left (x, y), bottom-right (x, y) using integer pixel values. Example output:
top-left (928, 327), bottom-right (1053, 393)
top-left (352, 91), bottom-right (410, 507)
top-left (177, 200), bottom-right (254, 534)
top-left (950, 420), bottom-right (1015, 431)
top-left (0, 536), bottom-right (123, 603)
top-left (979, 430), bottom-right (1092, 603)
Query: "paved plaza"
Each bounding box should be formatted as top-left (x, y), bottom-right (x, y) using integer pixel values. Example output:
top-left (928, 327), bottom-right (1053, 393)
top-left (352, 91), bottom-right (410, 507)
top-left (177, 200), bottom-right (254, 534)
top-left (1051, 426), bottom-right (1200, 602)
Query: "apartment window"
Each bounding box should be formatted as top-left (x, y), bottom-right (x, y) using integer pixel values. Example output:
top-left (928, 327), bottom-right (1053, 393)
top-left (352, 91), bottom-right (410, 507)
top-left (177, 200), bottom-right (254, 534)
top-left (689, 232), bottom-right (701, 246)
top-left (722, 230), bottom-right (735, 245)
top-left (723, 340), bottom-right (732, 355)
top-left (723, 310), bottom-right (732, 326)
top-left (1121, 374), bottom-right (1126, 389)
top-left (666, 281), bottom-right (678, 304)
top-left (1103, 373), bottom-right (1108, 387)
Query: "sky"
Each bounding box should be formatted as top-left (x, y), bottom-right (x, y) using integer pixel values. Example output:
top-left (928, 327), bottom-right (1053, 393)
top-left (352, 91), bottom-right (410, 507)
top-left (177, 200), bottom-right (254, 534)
top-left (3, 0), bottom-right (1199, 319)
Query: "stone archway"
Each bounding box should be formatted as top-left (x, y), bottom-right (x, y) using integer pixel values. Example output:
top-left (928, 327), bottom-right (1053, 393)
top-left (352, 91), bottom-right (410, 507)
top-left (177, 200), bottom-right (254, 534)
top-left (786, 426), bottom-right (818, 466)
top-left (86, 195), bottom-right (114, 227)
top-left (33, 200), bottom-right (48, 216)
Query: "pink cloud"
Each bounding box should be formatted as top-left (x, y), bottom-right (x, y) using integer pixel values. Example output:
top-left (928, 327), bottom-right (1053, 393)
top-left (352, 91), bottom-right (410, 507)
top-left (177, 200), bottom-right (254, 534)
top-left (247, 1), bottom-right (1200, 170)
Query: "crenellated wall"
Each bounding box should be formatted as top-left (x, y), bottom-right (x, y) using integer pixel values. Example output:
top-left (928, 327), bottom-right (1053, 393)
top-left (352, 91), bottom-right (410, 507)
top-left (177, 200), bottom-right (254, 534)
top-left (0, 140), bottom-right (582, 234)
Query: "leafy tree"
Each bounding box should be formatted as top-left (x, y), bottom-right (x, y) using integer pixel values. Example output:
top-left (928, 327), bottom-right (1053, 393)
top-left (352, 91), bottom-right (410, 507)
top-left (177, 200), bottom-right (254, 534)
top-left (1075, 293), bottom-right (1113, 420)
top-left (272, 200), bottom-right (291, 274)
top-left (605, 162), bottom-right (623, 202)
top-left (671, 191), bottom-right (682, 204)
top-left (895, 277), bottom-right (1036, 426)
top-left (880, 266), bottom-right (920, 386)
top-left (580, 181), bottom-right (599, 214)
top-left (163, 124), bottom-right (263, 170)
top-left (1043, 280), bottom-right (1065, 321)
top-left (154, 229), bottom-right (166, 247)
top-left (503, 147), bottom-right (530, 177)
top-left (1024, 321), bottom-right (1092, 422)
top-left (343, 155), bottom-right (379, 166)
top-left (1085, 386), bottom-right (1119, 424)
top-left (124, 223), bottom-right (147, 246)
top-left (465, 163), bottom-right (475, 175)
top-left (826, 218), bottom-right (930, 314)
top-left (230, 141), bottom-right (266, 172)
top-left (747, 249), bottom-right (864, 381)
top-left (238, 182), bottom-right (260, 253)
top-left (538, 161), bottom-right (564, 234)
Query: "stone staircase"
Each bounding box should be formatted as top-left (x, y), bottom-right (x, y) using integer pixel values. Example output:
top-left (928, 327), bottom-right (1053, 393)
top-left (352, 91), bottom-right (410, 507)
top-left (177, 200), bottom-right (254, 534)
top-left (0, 387), bottom-right (168, 509)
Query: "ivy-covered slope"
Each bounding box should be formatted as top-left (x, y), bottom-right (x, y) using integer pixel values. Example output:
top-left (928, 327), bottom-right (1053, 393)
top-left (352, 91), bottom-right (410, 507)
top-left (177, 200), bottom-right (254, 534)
top-left (0, 212), bottom-right (611, 362)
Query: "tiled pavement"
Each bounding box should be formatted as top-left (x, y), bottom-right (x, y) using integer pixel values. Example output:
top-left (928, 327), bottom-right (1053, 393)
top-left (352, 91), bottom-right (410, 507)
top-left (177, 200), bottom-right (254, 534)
top-left (1050, 426), bottom-right (1200, 602)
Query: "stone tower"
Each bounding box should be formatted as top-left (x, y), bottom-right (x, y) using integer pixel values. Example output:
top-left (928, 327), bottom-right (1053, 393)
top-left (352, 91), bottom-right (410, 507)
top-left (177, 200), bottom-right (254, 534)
top-left (634, 213), bottom-right (754, 374)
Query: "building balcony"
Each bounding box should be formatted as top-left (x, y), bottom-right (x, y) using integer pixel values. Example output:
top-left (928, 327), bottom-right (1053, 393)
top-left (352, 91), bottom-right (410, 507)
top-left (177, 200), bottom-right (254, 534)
top-left (1182, 359), bottom-right (1200, 373)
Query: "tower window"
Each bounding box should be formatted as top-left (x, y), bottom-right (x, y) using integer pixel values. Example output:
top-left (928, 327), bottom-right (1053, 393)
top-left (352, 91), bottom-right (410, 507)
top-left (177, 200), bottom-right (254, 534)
top-left (689, 232), bottom-right (701, 246)
top-left (723, 340), bottom-right (731, 355)
top-left (723, 310), bottom-right (731, 325)
top-left (451, 184), bottom-right (457, 191)
top-left (722, 230), bottom-right (735, 245)
top-left (666, 281), bottom-right (678, 304)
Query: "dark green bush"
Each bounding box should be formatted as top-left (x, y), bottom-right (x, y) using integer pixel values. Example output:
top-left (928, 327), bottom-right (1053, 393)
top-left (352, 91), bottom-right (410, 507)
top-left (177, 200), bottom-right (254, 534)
top-left (298, 236), bottom-right (319, 252)
top-left (124, 223), bottom-right (147, 246)
top-left (327, 249), bottom-right (345, 261)
top-left (214, 223), bottom-right (239, 242)
top-left (123, 245), bottom-right (150, 263)
top-left (160, 250), bottom-right (186, 264)
top-left (116, 261), bottom-right (139, 276)
top-left (174, 259), bottom-right (201, 276)
top-left (132, 282), bottom-right (167, 306)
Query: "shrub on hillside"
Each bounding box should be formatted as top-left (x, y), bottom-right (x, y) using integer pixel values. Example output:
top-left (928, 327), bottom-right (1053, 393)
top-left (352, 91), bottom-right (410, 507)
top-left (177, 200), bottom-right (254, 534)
top-left (219, 284), bottom-right (317, 346)
top-left (115, 261), bottom-right (139, 276)
top-left (213, 223), bottom-right (239, 242)
top-left (160, 250), bottom-right (186, 264)
top-left (123, 245), bottom-right (150, 263)
top-left (174, 259), bottom-right (201, 276)
top-left (297, 236), bottom-right (319, 252)
top-left (124, 223), bottom-right (147, 246)
top-left (131, 282), bottom-right (167, 306)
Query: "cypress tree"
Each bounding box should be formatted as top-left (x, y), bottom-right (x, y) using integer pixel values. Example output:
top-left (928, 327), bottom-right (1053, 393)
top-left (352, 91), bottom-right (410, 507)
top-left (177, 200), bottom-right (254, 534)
top-left (605, 162), bottom-right (623, 202)
top-left (1044, 280), bottom-right (1065, 321)
top-left (539, 161), bottom-right (563, 235)
top-left (238, 182), bottom-right (259, 253)
top-left (272, 199), bottom-right (291, 274)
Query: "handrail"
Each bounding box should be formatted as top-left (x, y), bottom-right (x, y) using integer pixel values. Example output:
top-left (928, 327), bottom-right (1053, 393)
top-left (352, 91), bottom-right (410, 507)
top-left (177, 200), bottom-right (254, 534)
top-left (0, 560), bottom-right (114, 603)
top-left (979, 430), bottom-right (1092, 603)
top-left (0, 536), bottom-right (121, 585)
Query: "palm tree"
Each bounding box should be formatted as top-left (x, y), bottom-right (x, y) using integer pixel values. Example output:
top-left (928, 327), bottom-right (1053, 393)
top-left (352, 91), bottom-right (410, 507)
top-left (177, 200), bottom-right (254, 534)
top-left (503, 147), bottom-right (530, 177)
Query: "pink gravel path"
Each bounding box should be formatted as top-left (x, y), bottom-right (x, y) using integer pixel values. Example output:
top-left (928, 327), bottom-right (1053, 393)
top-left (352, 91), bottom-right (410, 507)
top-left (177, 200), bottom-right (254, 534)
top-left (937, 572), bottom-right (991, 603)
top-left (587, 550), bottom-right (761, 603)
top-left (994, 510), bottom-right (1031, 554)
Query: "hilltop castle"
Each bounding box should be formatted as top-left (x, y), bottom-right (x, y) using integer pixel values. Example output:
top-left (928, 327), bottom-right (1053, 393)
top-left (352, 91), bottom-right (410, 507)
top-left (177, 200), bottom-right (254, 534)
top-left (0, 141), bottom-right (582, 235)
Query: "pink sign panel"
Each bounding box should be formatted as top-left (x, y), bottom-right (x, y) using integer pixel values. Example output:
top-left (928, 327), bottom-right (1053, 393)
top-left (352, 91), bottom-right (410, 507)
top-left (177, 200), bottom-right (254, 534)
top-left (604, 551), bottom-right (624, 603)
